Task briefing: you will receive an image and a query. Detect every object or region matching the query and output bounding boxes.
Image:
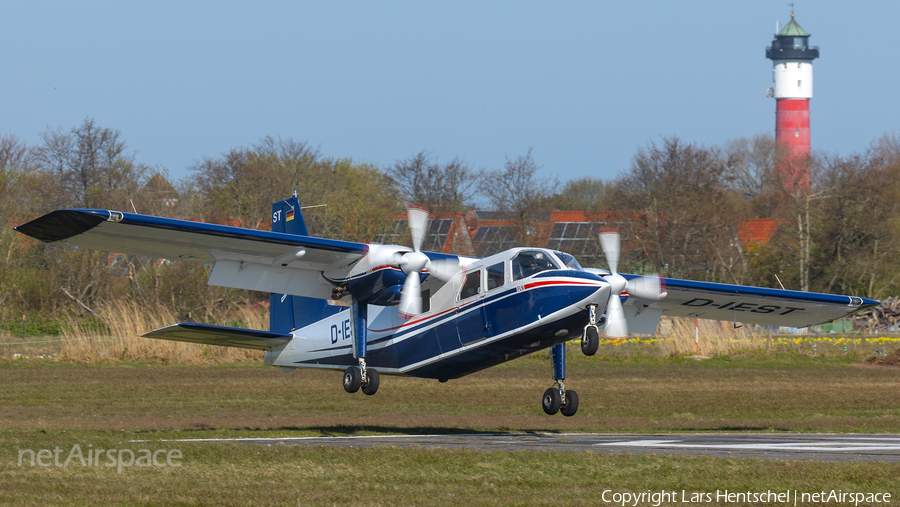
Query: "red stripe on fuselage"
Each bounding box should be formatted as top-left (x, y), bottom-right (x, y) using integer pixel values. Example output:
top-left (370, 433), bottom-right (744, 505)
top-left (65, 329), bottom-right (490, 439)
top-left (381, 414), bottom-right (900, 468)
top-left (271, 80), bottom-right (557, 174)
top-left (365, 264), bottom-right (399, 274)
top-left (522, 279), bottom-right (603, 291)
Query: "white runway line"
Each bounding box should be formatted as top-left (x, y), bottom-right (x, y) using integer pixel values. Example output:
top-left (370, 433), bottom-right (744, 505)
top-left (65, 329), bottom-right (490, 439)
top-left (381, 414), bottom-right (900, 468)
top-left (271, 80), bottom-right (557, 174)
top-left (595, 440), bottom-right (900, 452)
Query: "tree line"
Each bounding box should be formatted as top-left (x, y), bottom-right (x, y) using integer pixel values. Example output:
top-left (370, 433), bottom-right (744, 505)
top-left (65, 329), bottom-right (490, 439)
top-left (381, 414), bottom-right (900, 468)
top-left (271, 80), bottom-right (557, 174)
top-left (1, 117), bottom-right (898, 324)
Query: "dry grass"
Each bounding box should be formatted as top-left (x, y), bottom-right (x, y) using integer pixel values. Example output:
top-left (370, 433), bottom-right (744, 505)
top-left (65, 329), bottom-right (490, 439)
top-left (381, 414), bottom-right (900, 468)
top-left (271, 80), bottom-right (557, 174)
top-left (655, 317), bottom-right (769, 356)
top-left (58, 300), bottom-right (264, 364)
top-left (5, 303), bottom-right (896, 364)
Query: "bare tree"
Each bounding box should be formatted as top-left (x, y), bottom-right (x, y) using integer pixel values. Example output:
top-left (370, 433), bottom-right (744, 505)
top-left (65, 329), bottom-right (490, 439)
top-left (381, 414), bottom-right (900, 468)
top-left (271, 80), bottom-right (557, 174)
top-left (36, 118), bottom-right (146, 209)
top-left (722, 133), bottom-right (788, 220)
top-left (480, 148), bottom-right (558, 246)
top-left (188, 138), bottom-right (402, 242)
top-left (813, 143), bottom-right (900, 298)
top-left (606, 137), bottom-right (745, 281)
top-left (0, 134), bottom-right (41, 216)
top-left (388, 150), bottom-right (481, 214)
top-left (772, 150), bottom-right (827, 292)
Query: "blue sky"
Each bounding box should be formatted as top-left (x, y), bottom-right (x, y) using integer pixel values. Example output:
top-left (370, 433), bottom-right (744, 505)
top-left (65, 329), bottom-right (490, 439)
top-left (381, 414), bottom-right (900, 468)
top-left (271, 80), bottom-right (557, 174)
top-left (1, 1), bottom-right (897, 184)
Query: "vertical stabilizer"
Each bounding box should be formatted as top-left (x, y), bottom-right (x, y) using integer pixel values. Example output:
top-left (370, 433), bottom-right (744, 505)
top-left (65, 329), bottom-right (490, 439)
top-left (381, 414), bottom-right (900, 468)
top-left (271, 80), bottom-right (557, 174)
top-left (272, 191), bottom-right (310, 236)
top-left (269, 192), bottom-right (343, 332)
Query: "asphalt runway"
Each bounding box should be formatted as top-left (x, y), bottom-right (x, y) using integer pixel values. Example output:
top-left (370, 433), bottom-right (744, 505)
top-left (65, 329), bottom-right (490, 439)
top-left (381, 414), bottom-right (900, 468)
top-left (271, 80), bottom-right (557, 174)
top-left (170, 433), bottom-right (900, 462)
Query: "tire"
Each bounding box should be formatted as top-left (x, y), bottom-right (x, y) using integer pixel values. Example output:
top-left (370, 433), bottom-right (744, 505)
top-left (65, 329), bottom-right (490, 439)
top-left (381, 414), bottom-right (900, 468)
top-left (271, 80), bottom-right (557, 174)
top-left (343, 366), bottom-right (362, 393)
top-left (362, 368), bottom-right (380, 396)
top-left (581, 326), bottom-right (600, 356)
top-left (561, 389), bottom-right (579, 417)
top-left (542, 387), bottom-right (561, 415)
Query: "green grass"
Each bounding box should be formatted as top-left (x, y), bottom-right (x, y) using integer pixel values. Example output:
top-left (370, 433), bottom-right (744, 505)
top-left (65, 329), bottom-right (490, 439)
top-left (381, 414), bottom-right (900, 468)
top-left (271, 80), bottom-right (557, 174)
top-left (3, 443), bottom-right (899, 506)
top-left (2, 354), bottom-right (899, 438)
top-left (1, 354), bottom-right (899, 505)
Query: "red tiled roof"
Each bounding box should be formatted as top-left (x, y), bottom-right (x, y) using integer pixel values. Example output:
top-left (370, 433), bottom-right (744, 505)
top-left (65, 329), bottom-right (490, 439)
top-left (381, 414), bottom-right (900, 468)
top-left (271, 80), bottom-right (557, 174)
top-left (548, 210), bottom-right (628, 223)
top-left (737, 219), bottom-right (780, 247)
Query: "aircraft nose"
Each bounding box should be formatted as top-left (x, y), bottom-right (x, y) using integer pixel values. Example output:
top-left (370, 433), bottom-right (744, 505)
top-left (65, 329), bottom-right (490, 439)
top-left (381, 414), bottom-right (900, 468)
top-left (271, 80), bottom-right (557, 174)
top-left (582, 272), bottom-right (612, 308)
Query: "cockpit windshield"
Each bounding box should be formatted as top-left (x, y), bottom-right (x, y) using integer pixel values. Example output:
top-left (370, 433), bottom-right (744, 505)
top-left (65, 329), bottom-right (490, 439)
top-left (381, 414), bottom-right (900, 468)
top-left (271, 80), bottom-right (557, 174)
top-left (553, 251), bottom-right (583, 271)
top-left (512, 250), bottom-right (560, 280)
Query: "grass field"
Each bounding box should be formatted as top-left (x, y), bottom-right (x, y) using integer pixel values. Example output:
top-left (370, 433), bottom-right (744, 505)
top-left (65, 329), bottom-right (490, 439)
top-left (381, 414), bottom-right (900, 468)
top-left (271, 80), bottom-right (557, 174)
top-left (1, 353), bottom-right (899, 505)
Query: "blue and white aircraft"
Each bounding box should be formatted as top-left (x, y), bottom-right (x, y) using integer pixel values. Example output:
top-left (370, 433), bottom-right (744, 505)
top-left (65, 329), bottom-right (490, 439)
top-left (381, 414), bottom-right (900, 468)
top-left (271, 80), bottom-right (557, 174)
top-left (14, 193), bottom-right (878, 416)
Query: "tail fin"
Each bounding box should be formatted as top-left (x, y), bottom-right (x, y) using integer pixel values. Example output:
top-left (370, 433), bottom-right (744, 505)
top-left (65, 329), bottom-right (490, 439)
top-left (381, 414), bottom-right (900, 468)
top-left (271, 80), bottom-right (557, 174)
top-left (271, 191), bottom-right (310, 236)
top-left (269, 192), bottom-right (344, 333)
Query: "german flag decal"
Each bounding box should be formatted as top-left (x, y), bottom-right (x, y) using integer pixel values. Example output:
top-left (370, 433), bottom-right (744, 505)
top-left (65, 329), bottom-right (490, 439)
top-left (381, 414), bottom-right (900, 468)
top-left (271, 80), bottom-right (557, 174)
top-left (286, 210), bottom-right (294, 221)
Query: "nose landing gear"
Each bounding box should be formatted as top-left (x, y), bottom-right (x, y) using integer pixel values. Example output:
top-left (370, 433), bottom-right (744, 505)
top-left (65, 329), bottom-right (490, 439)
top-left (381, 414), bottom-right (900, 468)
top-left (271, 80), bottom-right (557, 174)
top-left (581, 304), bottom-right (601, 356)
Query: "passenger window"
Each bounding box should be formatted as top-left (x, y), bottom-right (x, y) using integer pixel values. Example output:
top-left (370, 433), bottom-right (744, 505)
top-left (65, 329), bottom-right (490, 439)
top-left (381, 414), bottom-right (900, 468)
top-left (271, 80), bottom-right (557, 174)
top-left (421, 289), bottom-right (431, 313)
top-left (512, 250), bottom-right (560, 280)
top-left (486, 262), bottom-right (505, 290)
top-left (460, 270), bottom-right (482, 299)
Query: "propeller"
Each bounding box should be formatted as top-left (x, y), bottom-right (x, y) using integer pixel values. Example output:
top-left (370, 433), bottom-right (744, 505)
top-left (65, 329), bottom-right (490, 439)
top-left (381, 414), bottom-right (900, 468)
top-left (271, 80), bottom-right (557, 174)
top-left (597, 231), bottom-right (664, 338)
top-left (397, 205), bottom-right (460, 318)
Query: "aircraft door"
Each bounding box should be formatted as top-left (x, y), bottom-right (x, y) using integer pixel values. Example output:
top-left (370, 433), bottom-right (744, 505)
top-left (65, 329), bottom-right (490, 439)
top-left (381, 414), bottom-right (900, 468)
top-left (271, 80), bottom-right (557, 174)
top-left (455, 268), bottom-right (487, 348)
top-left (481, 260), bottom-right (514, 338)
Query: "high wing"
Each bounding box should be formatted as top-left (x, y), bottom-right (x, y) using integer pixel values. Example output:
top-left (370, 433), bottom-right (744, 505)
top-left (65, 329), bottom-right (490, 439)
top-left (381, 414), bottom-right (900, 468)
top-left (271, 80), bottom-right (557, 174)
top-left (622, 274), bottom-right (878, 329)
top-left (14, 209), bottom-right (369, 300)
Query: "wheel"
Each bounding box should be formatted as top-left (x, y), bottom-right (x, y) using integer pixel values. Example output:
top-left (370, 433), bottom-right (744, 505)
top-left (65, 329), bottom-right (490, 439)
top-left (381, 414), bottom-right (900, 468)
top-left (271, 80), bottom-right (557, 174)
top-left (581, 326), bottom-right (599, 356)
top-left (362, 368), bottom-right (380, 396)
top-left (343, 366), bottom-right (361, 393)
top-left (561, 389), bottom-right (579, 417)
top-left (542, 387), bottom-right (561, 415)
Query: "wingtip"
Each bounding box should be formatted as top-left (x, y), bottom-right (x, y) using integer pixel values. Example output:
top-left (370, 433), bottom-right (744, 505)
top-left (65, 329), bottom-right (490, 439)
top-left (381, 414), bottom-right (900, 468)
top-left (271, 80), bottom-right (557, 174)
top-left (13, 210), bottom-right (107, 243)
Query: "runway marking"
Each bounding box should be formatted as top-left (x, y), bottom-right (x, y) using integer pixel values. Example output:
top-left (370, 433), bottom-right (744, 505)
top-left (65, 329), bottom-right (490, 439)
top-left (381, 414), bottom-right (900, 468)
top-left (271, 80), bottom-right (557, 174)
top-left (595, 440), bottom-right (900, 452)
top-left (130, 433), bottom-right (900, 459)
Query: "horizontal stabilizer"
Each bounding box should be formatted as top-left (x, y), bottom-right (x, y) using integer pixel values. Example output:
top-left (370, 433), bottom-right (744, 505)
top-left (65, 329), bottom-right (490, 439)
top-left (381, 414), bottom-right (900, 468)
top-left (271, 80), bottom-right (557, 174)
top-left (142, 323), bottom-right (292, 351)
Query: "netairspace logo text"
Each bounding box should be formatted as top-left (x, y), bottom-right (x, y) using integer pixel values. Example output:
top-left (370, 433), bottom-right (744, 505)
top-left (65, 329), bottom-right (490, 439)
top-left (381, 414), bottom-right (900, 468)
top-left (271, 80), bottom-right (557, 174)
top-left (18, 444), bottom-right (181, 473)
top-left (601, 489), bottom-right (892, 506)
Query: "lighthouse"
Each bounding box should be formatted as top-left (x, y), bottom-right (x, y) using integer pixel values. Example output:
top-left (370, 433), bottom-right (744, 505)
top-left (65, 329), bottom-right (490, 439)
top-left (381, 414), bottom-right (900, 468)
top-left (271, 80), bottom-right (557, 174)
top-left (766, 12), bottom-right (819, 188)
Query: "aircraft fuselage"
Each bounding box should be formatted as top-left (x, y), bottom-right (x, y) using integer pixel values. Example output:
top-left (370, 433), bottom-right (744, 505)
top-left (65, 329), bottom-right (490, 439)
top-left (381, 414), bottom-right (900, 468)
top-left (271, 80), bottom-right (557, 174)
top-left (265, 268), bottom-right (610, 381)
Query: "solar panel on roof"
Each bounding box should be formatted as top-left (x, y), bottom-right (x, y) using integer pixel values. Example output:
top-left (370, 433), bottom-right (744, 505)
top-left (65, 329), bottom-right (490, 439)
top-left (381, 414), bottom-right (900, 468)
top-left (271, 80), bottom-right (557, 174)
top-left (370, 219), bottom-right (407, 244)
top-left (575, 223), bottom-right (591, 239)
top-left (473, 225), bottom-right (520, 257)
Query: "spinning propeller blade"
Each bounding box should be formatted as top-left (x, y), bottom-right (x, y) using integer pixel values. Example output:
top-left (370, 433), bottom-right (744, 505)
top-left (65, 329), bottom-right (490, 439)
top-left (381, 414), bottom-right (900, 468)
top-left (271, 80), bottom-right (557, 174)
top-left (407, 204), bottom-right (429, 253)
top-left (627, 274), bottom-right (663, 300)
top-left (395, 204), bottom-right (446, 318)
top-left (598, 231), bottom-right (664, 337)
top-left (604, 289), bottom-right (628, 338)
top-left (426, 258), bottom-right (461, 282)
top-left (398, 269), bottom-right (422, 318)
top-left (598, 232), bottom-right (619, 274)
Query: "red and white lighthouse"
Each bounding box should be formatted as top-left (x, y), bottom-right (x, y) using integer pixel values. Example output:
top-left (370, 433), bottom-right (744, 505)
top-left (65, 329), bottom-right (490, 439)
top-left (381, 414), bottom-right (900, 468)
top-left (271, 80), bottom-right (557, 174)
top-left (766, 13), bottom-right (819, 189)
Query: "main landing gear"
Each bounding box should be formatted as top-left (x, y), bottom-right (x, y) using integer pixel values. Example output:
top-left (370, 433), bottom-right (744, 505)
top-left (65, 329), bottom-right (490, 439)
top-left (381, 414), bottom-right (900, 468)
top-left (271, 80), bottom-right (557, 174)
top-left (542, 343), bottom-right (578, 416)
top-left (343, 361), bottom-right (379, 395)
top-left (581, 304), bottom-right (600, 356)
top-left (344, 300), bottom-right (380, 396)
